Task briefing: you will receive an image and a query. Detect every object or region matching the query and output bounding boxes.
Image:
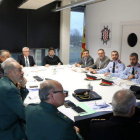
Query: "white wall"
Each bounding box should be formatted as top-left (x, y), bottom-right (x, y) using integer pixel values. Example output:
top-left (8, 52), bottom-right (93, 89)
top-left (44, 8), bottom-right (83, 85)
top-left (86, 0), bottom-right (140, 60)
top-left (59, 1), bottom-right (70, 65)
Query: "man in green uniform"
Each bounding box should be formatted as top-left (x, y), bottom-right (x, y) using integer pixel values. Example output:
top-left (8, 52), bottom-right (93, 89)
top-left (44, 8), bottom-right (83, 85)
top-left (0, 61), bottom-right (29, 140)
top-left (0, 50), bottom-right (10, 79)
top-left (25, 80), bottom-right (83, 140)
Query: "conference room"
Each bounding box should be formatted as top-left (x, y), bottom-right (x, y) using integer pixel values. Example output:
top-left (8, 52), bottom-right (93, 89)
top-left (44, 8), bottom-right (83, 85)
top-left (0, 0), bottom-right (140, 140)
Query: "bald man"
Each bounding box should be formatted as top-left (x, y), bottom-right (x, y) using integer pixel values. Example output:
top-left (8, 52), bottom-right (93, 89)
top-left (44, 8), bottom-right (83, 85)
top-left (0, 61), bottom-right (29, 140)
top-left (90, 89), bottom-right (140, 140)
top-left (25, 80), bottom-right (83, 140)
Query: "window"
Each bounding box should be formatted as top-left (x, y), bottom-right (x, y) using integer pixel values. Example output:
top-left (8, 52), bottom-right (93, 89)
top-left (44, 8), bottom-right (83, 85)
top-left (35, 49), bottom-right (58, 66)
top-left (69, 11), bottom-right (84, 64)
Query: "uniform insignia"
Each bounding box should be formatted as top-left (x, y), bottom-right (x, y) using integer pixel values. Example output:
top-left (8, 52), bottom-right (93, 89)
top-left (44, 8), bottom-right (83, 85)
top-left (127, 65), bottom-right (132, 67)
top-left (91, 119), bottom-right (106, 121)
top-left (138, 64), bottom-right (140, 68)
top-left (116, 66), bottom-right (118, 69)
top-left (11, 82), bottom-right (15, 87)
top-left (84, 92), bottom-right (88, 95)
top-left (64, 116), bottom-right (67, 118)
top-left (135, 71), bottom-right (138, 74)
top-left (118, 60), bottom-right (122, 64)
top-left (57, 112), bottom-right (60, 113)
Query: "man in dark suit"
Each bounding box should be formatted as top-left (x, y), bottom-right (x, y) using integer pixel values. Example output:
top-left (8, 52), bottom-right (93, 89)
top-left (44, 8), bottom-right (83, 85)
top-left (17, 47), bottom-right (36, 67)
top-left (0, 50), bottom-right (10, 79)
top-left (25, 80), bottom-right (83, 140)
top-left (0, 61), bottom-right (29, 140)
top-left (89, 89), bottom-right (140, 140)
top-left (75, 50), bottom-right (94, 68)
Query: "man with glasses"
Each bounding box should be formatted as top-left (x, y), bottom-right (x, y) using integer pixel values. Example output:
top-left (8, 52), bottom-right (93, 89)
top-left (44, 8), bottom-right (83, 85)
top-left (25, 80), bottom-right (83, 140)
top-left (17, 47), bottom-right (36, 68)
top-left (120, 53), bottom-right (140, 83)
top-left (75, 50), bottom-right (94, 68)
top-left (85, 49), bottom-right (110, 70)
top-left (0, 50), bottom-right (10, 79)
top-left (89, 51), bottom-right (125, 77)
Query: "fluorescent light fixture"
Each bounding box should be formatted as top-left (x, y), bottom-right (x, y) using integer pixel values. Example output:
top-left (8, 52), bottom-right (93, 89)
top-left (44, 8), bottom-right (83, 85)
top-left (19, 0), bottom-right (55, 9)
top-left (0, 0), bottom-right (3, 4)
top-left (52, 0), bottom-right (105, 12)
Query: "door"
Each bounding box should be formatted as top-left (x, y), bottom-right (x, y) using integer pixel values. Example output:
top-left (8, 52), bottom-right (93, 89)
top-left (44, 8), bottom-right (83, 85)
top-left (120, 22), bottom-right (140, 66)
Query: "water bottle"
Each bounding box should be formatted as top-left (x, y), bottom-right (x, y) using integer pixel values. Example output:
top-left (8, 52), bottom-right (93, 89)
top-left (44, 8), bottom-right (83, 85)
top-left (87, 82), bottom-right (93, 91)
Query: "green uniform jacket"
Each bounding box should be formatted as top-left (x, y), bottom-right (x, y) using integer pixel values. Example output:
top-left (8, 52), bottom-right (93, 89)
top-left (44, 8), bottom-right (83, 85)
top-left (25, 101), bottom-right (80, 140)
top-left (0, 76), bottom-right (29, 140)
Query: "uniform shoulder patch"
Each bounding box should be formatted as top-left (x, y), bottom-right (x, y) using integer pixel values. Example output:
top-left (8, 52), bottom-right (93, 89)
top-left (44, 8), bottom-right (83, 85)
top-left (57, 111), bottom-right (71, 123)
top-left (118, 60), bottom-right (122, 64)
top-left (138, 63), bottom-right (140, 68)
top-left (127, 65), bottom-right (132, 67)
top-left (10, 82), bottom-right (16, 87)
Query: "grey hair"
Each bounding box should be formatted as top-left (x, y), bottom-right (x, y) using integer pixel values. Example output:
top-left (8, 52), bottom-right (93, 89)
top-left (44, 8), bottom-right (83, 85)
top-left (3, 61), bottom-right (18, 76)
top-left (1, 58), bottom-right (16, 70)
top-left (0, 50), bottom-right (10, 57)
top-left (112, 89), bottom-right (136, 116)
top-left (39, 81), bottom-right (56, 101)
top-left (22, 47), bottom-right (29, 52)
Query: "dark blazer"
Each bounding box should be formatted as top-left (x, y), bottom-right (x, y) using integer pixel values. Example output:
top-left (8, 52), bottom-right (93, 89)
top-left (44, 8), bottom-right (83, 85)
top-left (17, 55), bottom-right (36, 67)
top-left (89, 116), bottom-right (140, 140)
top-left (77, 55), bottom-right (94, 68)
top-left (0, 76), bottom-right (29, 140)
top-left (25, 101), bottom-right (79, 140)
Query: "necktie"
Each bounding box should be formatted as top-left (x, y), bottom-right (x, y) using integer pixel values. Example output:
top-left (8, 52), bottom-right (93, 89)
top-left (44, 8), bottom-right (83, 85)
top-left (112, 62), bottom-right (115, 73)
top-left (132, 67), bottom-right (134, 75)
top-left (84, 58), bottom-right (87, 65)
top-left (25, 57), bottom-right (29, 67)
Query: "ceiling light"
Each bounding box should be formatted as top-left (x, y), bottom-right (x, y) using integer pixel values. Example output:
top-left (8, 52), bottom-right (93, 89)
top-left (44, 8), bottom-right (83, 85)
top-left (19, 0), bottom-right (55, 10)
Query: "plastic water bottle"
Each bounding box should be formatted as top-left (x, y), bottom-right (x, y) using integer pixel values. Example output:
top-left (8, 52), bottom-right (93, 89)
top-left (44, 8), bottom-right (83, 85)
top-left (87, 82), bottom-right (93, 91)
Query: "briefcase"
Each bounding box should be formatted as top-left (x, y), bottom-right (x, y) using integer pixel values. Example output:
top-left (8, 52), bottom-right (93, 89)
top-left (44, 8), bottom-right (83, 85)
top-left (130, 85), bottom-right (140, 99)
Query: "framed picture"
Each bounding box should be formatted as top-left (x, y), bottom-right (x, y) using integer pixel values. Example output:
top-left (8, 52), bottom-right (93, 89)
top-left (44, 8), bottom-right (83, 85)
top-left (100, 22), bottom-right (112, 48)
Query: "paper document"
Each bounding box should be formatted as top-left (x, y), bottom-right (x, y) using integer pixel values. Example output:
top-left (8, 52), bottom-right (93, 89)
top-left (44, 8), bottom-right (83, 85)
top-left (85, 101), bottom-right (112, 112)
top-left (117, 79), bottom-right (138, 86)
top-left (76, 103), bottom-right (96, 116)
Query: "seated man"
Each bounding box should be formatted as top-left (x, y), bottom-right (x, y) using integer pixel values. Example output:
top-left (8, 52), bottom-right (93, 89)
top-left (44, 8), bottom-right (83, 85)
top-left (90, 89), bottom-right (140, 140)
top-left (17, 47), bottom-right (36, 67)
top-left (120, 53), bottom-right (140, 84)
top-left (75, 50), bottom-right (94, 68)
top-left (90, 51), bottom-right (125, 77)
top-left (85, 49), bottom-right (110, 70)
top-left (0, 50), bottom-right (10, 79)
top-left (43, 47), bottom-right (63, 67)
top-left (25, 80), bottom-right (83, 140)
top-left (0, 61), bottom-right (29, 140)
